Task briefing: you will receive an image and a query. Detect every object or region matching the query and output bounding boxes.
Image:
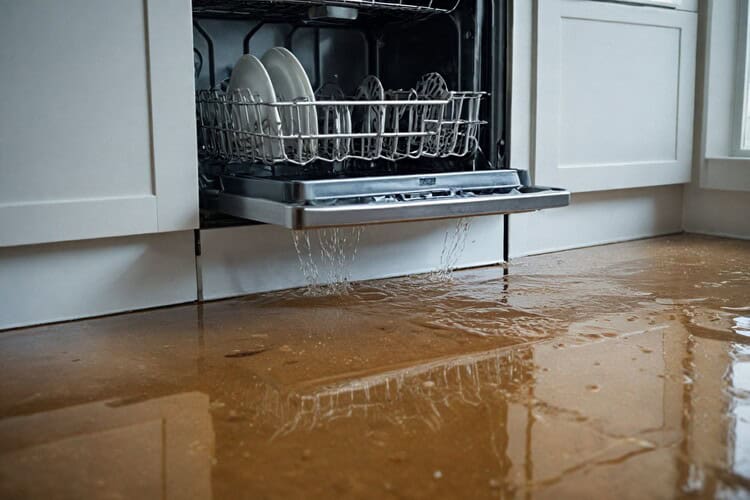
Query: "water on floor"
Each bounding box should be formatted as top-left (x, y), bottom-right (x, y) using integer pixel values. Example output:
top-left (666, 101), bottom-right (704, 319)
top-left (0, 234), bottom-right (749, 499)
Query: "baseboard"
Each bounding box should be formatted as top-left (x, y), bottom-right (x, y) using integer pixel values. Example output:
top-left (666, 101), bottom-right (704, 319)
top-left (512, 230), bottom-right (685, 258)
top-left (682, 230), bottom-right (750, 241)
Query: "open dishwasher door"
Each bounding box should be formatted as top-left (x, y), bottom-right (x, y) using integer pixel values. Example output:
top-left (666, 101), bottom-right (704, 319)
top-left (213, 168), bottom-right (570, 230)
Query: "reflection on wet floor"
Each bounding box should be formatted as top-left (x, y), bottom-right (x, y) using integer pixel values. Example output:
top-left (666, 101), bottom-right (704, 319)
top-left (0, 234), bottom-right (749, 499)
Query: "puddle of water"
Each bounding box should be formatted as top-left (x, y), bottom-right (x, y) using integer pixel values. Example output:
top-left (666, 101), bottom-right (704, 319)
top-left (0, 235), bottom-right (749, 499)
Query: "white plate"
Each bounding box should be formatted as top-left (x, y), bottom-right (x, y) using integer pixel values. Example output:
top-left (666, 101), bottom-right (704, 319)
top-left (354, 75), bottom-right (386, 158)
top-left (227, 54), bottom-right (283, 161)
top-left (415, 72), bottom-right (451, 155)
top-left (261, 47), bottom-right (318, 161)
top-left (384, 88), bottom-right (418, 158)
top-left (316, 83), bottom-right (352, 159)
top-left (330, 107), bottom-right (352, 160)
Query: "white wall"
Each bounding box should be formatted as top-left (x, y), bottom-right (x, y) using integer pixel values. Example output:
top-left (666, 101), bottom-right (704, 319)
top-left (0, 231), bottom-right (197, 330)
top-left (683, 187), bottom-right (750, 239)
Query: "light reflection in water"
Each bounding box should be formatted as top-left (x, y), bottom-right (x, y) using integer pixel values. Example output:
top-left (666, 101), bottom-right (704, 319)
top-left (734, 316), bottom-right (750, 337)
top-left (237, 311), bottom-right (750, 497)
top-left (0, 393), bottom-right (214, 499)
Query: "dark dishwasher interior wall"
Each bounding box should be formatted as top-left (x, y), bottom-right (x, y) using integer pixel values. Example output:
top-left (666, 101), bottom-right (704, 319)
top-left (191, 16), bottom-right (462, 95)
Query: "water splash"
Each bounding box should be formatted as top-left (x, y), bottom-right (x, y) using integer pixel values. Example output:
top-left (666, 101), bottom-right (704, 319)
top-left (430, 218), bottom-right (472, 280)
top-left (291, 217), bottom-right (473, 295)
top-left (292, 226), bottom-right (364, 295)
top-left (291, 230), bottom-right (320, 286)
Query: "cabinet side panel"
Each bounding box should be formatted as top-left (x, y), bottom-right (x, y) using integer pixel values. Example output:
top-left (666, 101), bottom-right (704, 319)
top-left (147, 0), bottom-right (200, 232)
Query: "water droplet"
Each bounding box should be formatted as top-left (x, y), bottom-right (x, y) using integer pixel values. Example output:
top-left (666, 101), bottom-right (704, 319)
top-left (682, 463), bottom-right (705, 493)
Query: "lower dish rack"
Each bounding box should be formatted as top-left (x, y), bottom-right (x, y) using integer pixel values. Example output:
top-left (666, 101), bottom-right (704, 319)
top-left (196, 74), bottom-right (485, 166)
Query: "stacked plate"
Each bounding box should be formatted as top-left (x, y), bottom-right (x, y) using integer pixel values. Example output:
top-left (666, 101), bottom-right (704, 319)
top-left (227, 47), bottom-right (319, 163)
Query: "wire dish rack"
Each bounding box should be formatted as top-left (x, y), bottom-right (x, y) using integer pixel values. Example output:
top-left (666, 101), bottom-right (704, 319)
top-left (196, 78), bottom-right (485, 166)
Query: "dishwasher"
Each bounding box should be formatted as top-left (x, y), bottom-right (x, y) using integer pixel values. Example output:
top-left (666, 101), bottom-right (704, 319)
top-left (191, 0), bottom-right (569, 238)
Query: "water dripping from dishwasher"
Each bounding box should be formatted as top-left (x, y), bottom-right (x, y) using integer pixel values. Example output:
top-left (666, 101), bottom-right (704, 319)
top-left (291, 226), bottom-right (364, 295)
top-left (290, 217), bottom-right (473, 295)
top-left (430, 217), bottom-right (472, 281)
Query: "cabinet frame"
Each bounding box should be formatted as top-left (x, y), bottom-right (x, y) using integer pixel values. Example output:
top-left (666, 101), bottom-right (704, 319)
top-left (532, 0), bottom-right (697, 193)
top-left (0, 0), bottom-right (198, 247)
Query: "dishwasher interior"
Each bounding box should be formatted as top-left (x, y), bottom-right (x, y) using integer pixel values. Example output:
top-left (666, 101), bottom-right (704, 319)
top-left (192, 0), bottom-right (570, 230)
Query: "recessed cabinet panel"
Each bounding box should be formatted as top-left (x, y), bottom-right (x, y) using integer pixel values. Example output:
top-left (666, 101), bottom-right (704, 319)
top-left (534, 0), bottom-right (697, 192)
top-left (0, 0), bottom-right (153, 204)
top-left (559, 17), bottom-right (680, 166)
top-left (0, 0), bottom-right (198, 247)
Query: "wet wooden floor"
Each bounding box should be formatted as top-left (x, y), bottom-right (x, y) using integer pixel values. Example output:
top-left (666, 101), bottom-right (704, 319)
top-left (1, 234), bottom-right (749, 499)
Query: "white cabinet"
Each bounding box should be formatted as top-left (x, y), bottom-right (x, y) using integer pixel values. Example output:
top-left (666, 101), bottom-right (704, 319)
top-left (533, 0), bottom-right (697, 192)
top-left (0, 0), bottom-right (198, 247)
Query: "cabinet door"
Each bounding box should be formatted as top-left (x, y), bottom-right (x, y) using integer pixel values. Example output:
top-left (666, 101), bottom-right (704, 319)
top-left (0, 0), bottom-right (198, 247)
top-left (533, 0), bottom-right (697, 192)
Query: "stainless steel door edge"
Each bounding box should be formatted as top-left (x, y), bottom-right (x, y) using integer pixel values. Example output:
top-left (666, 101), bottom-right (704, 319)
top-left (217, 187), bottom-right (570, 229)
top-left (221, 169), bottom-right (523, 203)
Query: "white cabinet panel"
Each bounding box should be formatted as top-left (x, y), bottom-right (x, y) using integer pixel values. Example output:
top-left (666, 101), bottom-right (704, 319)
top-left (0, 0), bottom-right (198, 247)
top-left (534, 0), bottom-right (697, 192)
top-left (558, 17), bottom-right (680, 166)
top-left (0, 1), bottom-right (152, 204)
